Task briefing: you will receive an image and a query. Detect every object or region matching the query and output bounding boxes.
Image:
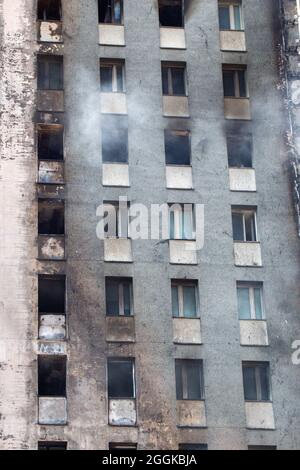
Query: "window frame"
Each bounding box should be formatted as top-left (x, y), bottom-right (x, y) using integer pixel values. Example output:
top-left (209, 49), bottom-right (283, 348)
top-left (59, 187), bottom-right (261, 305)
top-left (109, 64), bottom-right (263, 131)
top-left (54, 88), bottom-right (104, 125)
top-left (223, 66), bottom-right (248, 98)
top-left (37, 0), bottom-right (62, 22)
top-left (102, 128), bottom-right (128, 164)
top-left (105, 277), bottom-right (133, 316)
top-left (158, 0), bottom-right (184, 28)
top-left (232, 208), bottom-right (258, 242)
top-left (103, 201), bottom-right (129, 239)
top-left (37, 55), bottom-right (64, 91)
top-left (107, 358), bottom-right (136, 399)
top-left (237, 282), bottom-right (264, 320)
top-left (171, 280), bottom-right (199, 319)
top-left (227, 133), bottom-right (253, 168)
top-left (162, 63), bottom-right (187, 97)
top-left (38, 355), bottom-right (67, 398)
top-left (175, 359), bottom-right (205, 401)
top-left (38, 274), bottom-right (66, 316)
top-left (169, 203), bottom-right (195, 241)
top-left (37, 124), bottom-right (64, 161)
top-left (164, 129), bottom-right (191, 166)
top-left (218, 2), bottom-right (244, 31)
top-left (100, 60), bottom-right (125, 93)
top-left (99, 0), bottom-right (124, 25)
top-left (242, 362), bottom-right (272, 403)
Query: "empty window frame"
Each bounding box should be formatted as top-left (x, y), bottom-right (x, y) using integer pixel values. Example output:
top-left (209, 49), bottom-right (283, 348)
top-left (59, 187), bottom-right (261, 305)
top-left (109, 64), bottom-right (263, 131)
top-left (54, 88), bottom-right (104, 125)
top-left (179, 444), bottom-right (208, 450)
top-left (223, 65), bottom-right (247, 98)
top-left (175, 359), bottom-right (204, 400)
top-left (172, 281), bottom-right (198, 318)
top-left (218, 2), bottom-right (243, 31)
top-left (38, 200), bottom-right (65, 235)
top-left (102, 128), bottom-right (128, 163)
top-left (237, 283), bottom-right (264, 320)
top-left (106, 278), bottom-right (133, 316)
top-left (103, 201), bottom-right (129, 238)
top-left (37, 55), bottom-right (63, 90)
top-left (37, 125), bottom-right (63, 161)
top-left (165, 130), bottom-right (190, 165)
top-left (99, 0), bottom-right (123, 24)
top-left (38, 441), bottom-right (67, 450)
top-left (38, 275), bottom-right (66, 315)
top-left (169, 204), bottom-right (195, 240)
top-left (38, 355), bottom-right (66, 397)
top-left (162, 63), bottom-right (187, 96)
top-left (109, 443), bottom-right (137, 450)
top-left (242, 362), bottom-right (271, 402)
top-left (159, 0), bottom-right (184, 27)
top-left (227, 134), bottom-right (252, 168)
top-left (100, 60), bottom-right (125, 93)
top-left (107, 358), bottom-right (135, 399)
top-left (232, 207), bottom-right (257, 242)
top-left (37, 0), bottom-right (62, 21)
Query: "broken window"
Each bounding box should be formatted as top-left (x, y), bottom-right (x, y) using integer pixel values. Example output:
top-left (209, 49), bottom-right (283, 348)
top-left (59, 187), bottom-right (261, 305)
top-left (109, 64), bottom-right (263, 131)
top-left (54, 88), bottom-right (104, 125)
top-left (38, 355), bottom-right (66, 397)
top-left (38, 275), bottom-right (65, 315)
top-left (38, 125), bottom-right (63, 161)
top-left (99, 0), bottom-right (123, 24)
top-left (159, 0), bottom-right (184, 27)
top-left (162, 63), bottom-right (186, 96)
top-left (175, 359), bottom-right (204, 400)
top-left (237, 282), bottom-right (263, 320)
top-left (37, 55), bottom-right (63, 90)
top-left (223, 65), bottom-right (247, 98)
top-left (37, 0), bottom-right (62, 21)
top-left (179, 444), bottom-right (208, 450)
top-left (232, 207), bottom-right (257, 242)
top-left (106, 278), bottom-right (133, 316)
top-left (227, 134), bottom-right (252, 168)
top-left (103, 201), bottom-right (129, 238)
top-left (38, 441), bottom-right (67, 450)
top-left (102, 128), bottom-right (128, 163)
top-left (172, 280), bottom-right (198, 318)
top-left (38, 200), bottom-right (64, 235)
top-left (109, 443), bottom-right (137, 450)
top-left (107, 358), bottom-right (135, 398)
top-left (100, 60), bottom-right (125, 93)
top-left (169, 204), bottom-right (195, 240)
top-left (218, 1), bottom-right (243, 31)
top-left (242, 362), bottom-right (271, 402)
top-left (165, 130), bottom-right (190, 165)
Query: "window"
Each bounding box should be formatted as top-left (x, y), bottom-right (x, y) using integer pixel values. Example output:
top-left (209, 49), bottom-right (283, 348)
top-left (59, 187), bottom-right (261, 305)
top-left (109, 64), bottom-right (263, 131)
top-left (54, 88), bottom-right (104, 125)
top-left (102, 128), bottom-right (128, 163)
top-left (232, 208), bottom-right (257, 242)
top-left (159, 0), bottom-right (183, 27)
top-left (99, 0), bottom-right (123, 24)
top-left (38, 441), bottom-right (67, 450)
top-left (37, 55), bottom-right (63, 90)
top-left (237, 283), bottom-right (264, 320)
top-left (38, 275), bottom-right (65, 315)
top-left (38, 125), bottom-right (63, 161)
top-left (218, 2), bottom-right (243, 31)
top-left (248, 446), bottom-right (277, 450)
top-left (103, 201), bottom-right (129, 238)
top-left (223, 65), bottom-right (247, 98)
top-left (100, 60), bottom-right (125, 93)
top-left (37, 0), bottom-right (62, 21)
top-left (109, 443), bottom-right (137, 450)
top-left (179, 444), bottom-right (208, 450)
top-left (38, 200), bottom-right (64, 235)
top-left (162, 63), bottom-right (186, 96)
top-left (106, 278), bottom-right (133, 316)
top-left (227, 134), bottom-right (252, 168)
top-left (165, 130), bottom-right (190, 165)
top-left (107, 358), bottom-right (135, 399)
top-left (175, 360), bottom-right (204, 400)
top-left (38, 355), bottom-right (66, 397)
top-left (172, 281), bottom-right (198, 318)
top-left (242, 362), bottom-right (271, 402)
top-left (169, 204), bottom-right (195, 240)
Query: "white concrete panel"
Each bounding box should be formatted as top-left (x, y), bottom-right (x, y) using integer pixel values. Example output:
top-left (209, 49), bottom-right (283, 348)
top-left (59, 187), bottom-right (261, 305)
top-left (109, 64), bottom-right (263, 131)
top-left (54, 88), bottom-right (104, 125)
top-left (169, 240), bottom-right (197, 265)
top-left (224, 98), bottom-right (251, 120)
top-left (173, 318), bottom-right (202, 344)
top-left (177, 400), bottom-right (206, 428)
top-left (160, 27), bottom-right (186, 49)
top-left (240, 320), bottom-right (269, 346)
top-left (166, 166), bottom-right (193, 189)
top-left (39, 315), bottom-right (66, 341)
top-left (229, 168), bottom-right (256, 192)
top-left (101, 92), bottom-right (127, 115)
top-left (234, 242), bottom-right (262, 267)
top-left (109, 399), bottom-right (136, 426)
top-left (102, 163), bottom-right (129, 187)
top-left (99, 24), bottom-right (125, 46)
top-left (104, 238), bottom-right (133, 262)
top-left (163, 96), bottom-right (189, 117)
top-left (39, 397), bottom-right (67, 425)
top-left (245, 402), bottom-right (275, 430)
top-left (38, 21), bottom-right (62, 43)
top-left (220, 30), bottom-right (246, 51)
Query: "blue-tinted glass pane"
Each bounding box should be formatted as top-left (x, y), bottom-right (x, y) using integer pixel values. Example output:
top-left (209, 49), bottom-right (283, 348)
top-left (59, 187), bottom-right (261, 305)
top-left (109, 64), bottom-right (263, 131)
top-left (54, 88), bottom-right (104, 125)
top-left (123, 283), bottom-right (131, 316)
top-left (234, 5), bottom-right (242, 30)
top-left (183, 286), bottom-right (197, 318)
top-left (237, 288), bottom-right (251, 319)
top-left (254, 288), bottom-right (263, 320)
top-left (171, 68), bottom-right (185, 96)
top-left (223, 70), bottom-right (235, 97)
top-left (238, 70), bottom-right (247, 97)
top-left (243, 366), bottom-right (257, 401)
top-left (187, 362), bottom-right (202, 400)
top-left (219, 6), bottom-right (230, 29)
top-left (106, 282), bottom-right (119, 316)
top-left (172, 286), bottom-right (179, 317)
top-left (232, 213), bottom-right (244, 241)
top-left (259, 365), bottom-right (270, 401)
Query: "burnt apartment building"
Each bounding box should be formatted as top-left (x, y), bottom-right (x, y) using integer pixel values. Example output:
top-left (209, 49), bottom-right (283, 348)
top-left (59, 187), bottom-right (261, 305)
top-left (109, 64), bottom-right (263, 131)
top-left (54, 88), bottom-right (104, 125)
top-left (0, 0), bottom-right (300, 451)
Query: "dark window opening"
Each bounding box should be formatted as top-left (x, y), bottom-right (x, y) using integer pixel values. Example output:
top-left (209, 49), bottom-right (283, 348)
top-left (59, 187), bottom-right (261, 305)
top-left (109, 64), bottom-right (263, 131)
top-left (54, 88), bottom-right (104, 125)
top-left (99, 0), bottom-right (123, 24)
top-left (108, 358), bottom-right (135, 398)
top-left (38, 355), bottom-right (66, 397)
top-left (106, 278), bottom-right (133, 316)
top-left (109, 443), bottom-right (137, 450)
top-left (38, 275), bottom-right (65, 315)
top-left (37, 55), bottom-right (63, 90)
top-left (165, 130), bottom-right (190, 165)
top-left (159, 0), bottom-right (183, 27)
top-left (102, 128), bottom-right (128, 163)
top-left (38, 200), bottom-right (64, 235)
top-left (37, 0), bottom-right (62, 21)
top-left (232, 208), bottom-right (257, 242)
top-left (227, 134), bottom-right (252, 168)
top-left (38, 125), bottom-right (63, 161)
top-left (175, 359), bottom-right (204, 400)
top-left (243, 362), bottom-right (271, 402)
top-left (162, 64), bottom-right (186, 96)
top-left (38, 441), bottom-right (67, 450)
top-left (179, 444), bottom-right (208, 450)
top-left (223, 66), bottom-right (247, 98)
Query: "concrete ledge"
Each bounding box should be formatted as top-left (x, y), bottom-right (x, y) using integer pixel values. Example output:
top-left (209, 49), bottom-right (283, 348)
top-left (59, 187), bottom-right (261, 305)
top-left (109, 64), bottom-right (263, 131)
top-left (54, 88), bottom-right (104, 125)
top-left (39, 397), bottom-right (67, 425)
top-left (245, 402), bottom-right (275, 430)
top-left (163, 96), bottom-right (189, 118)
top-left (104, 238), bottom-right (133, 263)
top-left (39, 315), bottom-right (66, 341)
top-left (102, 163), bottom-right (129, 187)
top-left (177, 400), bottom-right (206, 427)
top-left (173, 318), bottom-right (202, 344)
top-left (220, 30), bottom-right (246, 52)
top-left (160, 27), bottom-right (186, 49)
top-left (169, 240), bottom-right (197, 265)
top-left (224, 98), bottom-right (251, 120)
top-left (166, 166), bottom-right (193, 189)
top-left (106, 316), bottom-right (135, 343)
top-left (240, 320), bottom-right (268, 346)
top-left (101, 92), bottom-right (127, 115)
top-left (234, 242), bottom-right (262, 267)
top-left (109, 399), bottom-right (136, 426)
top-left (229, 168), bottom-right (256, 192)
top-left (99, 24), bottom-right (125, 46)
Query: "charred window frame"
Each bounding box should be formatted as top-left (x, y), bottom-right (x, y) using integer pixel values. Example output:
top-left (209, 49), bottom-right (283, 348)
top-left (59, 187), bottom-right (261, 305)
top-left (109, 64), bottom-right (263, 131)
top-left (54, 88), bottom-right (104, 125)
top-left (38, 275), bottom-right (66, 316)
top-left (218, 1), bottom-right (244, 31)
top-left (37, 0), bottom-right (62, 21)
top-left (103, 201), bottom-right (129, 239)
top-left (38, 355), bottom-right (67, 397)
top-left (37, 124), bottom-right (64, 161)
top-left (227, 133), bottom-right (252, 168)
top-left (38, 441), bottom-right (67, 450)
top-left (169, 203), bottom-right (195, 240)
top-left (100, 60), bottom-right (125, 93)
top-left (171, 280), bottom-right (198, 318)
top-left (99, 0), bottom-right (123, 25)
top-left (223, 65), bottom-right (247, 98)
top-left (109, 443), bottom-right (137, 450)
top-left (107, 358), bottom-right (135, 399)
top-left (102, 128), bottom-right (128, 163)
top-left (165, 130), bottom-right (191, 165)
top-left (175, 359), bottom-right (204, 400)
top-left (38, 199), bottom-right (65, 236)
top-left (37, 55), bottom-right (63, 90)
top-left (232, 207), bottom-right (258, 242)
top-left (162, 63), bottom-right (187, 96)
top-left (159, 0), bottom-right (184, 28)
top-left (106, 278), bottom-right (133, 316)
top-left (237, 282), bottom-right (264, 321)
top-left (179, 444), bottom-right (208, 450)
top-left (242, 362), bottom-right (271, 402)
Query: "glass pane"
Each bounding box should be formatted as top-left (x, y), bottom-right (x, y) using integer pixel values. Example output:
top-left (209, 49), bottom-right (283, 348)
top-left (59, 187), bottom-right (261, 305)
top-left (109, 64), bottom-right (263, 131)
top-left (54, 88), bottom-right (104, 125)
top-left (259, 365), bottom-right (270, 401)
top-left (232, 213), bottom-right (244, 241)
top-left (116, 65), bottom-right (124, 92)
top-left (254, 288), bottom-right (263, 320)
top-left (183, 286), bottom-right (197, 318)
top-left (100, 66), bottom-right (113, 92)
top-left (245, 213), bottom-right (256, 241)
top-left (223, 70), bottom-right (235, 97)
top-left (37, 60), bottom-right (47, 89)
top-left (165, 132), bottom-right (190, 165)
top-left (106, 282), bottom-right (119, 316)
top-left (169, 210), bottom-right (175, 239)
top-left (227, 135), bottom-right (252, 168)
top-left (123, 282), bottom-right (131, 316)
top-left (186, 362), bottom-right (202, 400)
top-left (243, 366), bottom-right (257, 401)
top-left (183, 207), bottom-right (193, 240)
top-left (237, 287), bottom-right (251, 320)
top-left (175, 361), bottom-right (183, 400)
top-left (171, 68), bottom-right (185, 95)
top-left (49, 61), bottom-right (63, 90)
top-left (238, 70), bottom-right (247, 97)
top-left (108, 361), bottom-right (134, 398)
top-left (234, 5), bottom-right (242, 30)
top-left (113, 0), bottom-right (122, 24)
top-left (218, 6), bottom-right (230, 29)
top-left (162, 67), bottom-right (169, 95)
top-left (172, 286), bottom-right (179, 317)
